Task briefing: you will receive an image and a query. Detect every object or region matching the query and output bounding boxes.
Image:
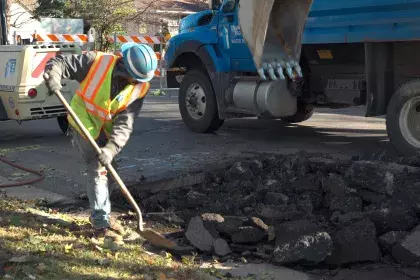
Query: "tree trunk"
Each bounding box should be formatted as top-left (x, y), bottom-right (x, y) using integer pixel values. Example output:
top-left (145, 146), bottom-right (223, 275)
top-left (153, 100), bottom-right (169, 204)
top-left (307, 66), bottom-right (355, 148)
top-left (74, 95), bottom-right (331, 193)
top-left (5, 0), bottom-right (11, 34)
top-left (99, 29), bottom-right (104, 51)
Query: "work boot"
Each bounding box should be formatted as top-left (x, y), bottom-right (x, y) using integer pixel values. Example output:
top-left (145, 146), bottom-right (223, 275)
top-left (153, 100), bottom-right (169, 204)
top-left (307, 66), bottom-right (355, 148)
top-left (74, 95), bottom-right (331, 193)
top-left (108, 217), bottom-right (126, 236)
top-left (94, 228), bottom-right (123, 242)
top-left (90, 216), bottom-right (126, 240)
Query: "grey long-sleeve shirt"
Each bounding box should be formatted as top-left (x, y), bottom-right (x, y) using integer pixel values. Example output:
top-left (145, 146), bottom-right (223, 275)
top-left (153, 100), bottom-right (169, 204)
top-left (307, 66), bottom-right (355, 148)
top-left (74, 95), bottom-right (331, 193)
top-left (44, 52), bottom-right (144, 153)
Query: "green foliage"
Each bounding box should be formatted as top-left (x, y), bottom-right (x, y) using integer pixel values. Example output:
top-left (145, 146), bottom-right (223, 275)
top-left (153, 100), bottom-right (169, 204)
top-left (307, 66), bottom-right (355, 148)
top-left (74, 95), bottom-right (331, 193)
top-left (65, 0), bottom-right (137, 50)
top-left (35, 0), bottom-right (138, 50)
top-left (33, 0), bottom-right (68, 18)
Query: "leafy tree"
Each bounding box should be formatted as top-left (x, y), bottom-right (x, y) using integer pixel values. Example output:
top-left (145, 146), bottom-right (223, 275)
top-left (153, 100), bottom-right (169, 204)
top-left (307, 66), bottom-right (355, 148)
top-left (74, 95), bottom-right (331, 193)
top-left (33, 0), bottom-right (67, 18)
top-left (64, 0), bottom-right (147, 51)
top-left (33, 0), bottom-right (186, 50)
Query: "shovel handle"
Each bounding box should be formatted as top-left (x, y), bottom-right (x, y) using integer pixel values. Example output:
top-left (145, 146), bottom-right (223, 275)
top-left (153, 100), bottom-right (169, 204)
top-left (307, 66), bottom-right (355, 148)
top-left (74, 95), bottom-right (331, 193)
top-left (54, 90), bottom-right (144, 231)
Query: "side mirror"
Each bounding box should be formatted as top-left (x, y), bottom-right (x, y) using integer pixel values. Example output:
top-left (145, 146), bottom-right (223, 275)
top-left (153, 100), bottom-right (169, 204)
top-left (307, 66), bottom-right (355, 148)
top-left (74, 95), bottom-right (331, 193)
top-left (222, 0), bottom-right (236, 13)
top-left (209, 0), bottom-right (221, 10)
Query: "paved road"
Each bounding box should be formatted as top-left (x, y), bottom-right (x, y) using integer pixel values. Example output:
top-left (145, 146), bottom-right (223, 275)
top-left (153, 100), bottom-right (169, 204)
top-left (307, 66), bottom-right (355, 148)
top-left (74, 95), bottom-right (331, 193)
top-left (0, 94), bottom-right (389, 201)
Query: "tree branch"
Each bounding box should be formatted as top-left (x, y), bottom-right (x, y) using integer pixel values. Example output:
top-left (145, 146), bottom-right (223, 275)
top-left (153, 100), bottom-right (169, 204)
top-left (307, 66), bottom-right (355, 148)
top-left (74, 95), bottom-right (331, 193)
top-left (9, 11), bottom-right (28, 17)
top-left (128, 0), bottom-right (156, 20)
top-left (109, 0), bottom-right (134, 8)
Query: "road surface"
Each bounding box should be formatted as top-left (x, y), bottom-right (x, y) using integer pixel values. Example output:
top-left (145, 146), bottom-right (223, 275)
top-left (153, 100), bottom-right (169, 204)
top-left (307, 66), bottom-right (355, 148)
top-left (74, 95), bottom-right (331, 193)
top-left (0, 94), bottom-right (389, 201)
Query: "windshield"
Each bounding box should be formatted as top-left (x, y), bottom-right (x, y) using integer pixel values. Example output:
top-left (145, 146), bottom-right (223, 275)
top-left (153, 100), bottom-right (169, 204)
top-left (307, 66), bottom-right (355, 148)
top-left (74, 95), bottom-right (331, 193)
top-left (222, 0), bottom-right (237, 13)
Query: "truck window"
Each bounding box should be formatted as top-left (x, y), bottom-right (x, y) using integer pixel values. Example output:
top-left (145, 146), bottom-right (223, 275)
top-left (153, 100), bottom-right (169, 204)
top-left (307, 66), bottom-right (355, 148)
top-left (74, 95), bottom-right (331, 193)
top-left (222, 0), bottom-right (236, 13)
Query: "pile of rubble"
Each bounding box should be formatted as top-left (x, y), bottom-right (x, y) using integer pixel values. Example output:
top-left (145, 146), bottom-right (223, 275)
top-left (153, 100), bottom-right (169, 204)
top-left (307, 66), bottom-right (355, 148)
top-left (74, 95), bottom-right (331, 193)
top-left (141, 151), bottom-right (420, 267)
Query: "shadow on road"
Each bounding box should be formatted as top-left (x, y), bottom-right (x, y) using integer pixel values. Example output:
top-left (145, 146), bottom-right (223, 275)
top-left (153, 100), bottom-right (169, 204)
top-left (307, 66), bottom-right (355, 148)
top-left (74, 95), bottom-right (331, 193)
top-left (0, 107), bottom-right (393, 199)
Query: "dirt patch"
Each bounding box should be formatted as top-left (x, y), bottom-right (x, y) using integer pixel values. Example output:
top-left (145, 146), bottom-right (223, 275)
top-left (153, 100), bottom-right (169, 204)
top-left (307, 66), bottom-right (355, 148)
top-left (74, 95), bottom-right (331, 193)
top-left (115, 151), bottom-right (420, 269)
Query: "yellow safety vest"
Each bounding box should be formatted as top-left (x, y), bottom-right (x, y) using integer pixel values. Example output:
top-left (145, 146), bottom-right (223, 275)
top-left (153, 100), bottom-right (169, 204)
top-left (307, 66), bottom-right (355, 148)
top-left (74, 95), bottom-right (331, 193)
top-left (67, 52), bottom-right (150, 139)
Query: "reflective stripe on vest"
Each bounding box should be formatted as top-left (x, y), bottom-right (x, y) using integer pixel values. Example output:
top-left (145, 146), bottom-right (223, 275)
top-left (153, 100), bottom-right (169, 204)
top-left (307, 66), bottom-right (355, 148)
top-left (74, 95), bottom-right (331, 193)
top-left (110, 82), bottom-right (150, 115)
top-left (82, 55), bottom-right (115, 100)
top-left (84, 101), bottom-right (111, 121)
top-left (103, 82), bottom-right (149, 137)
top-left (68, 52), bottom-right (150, 139)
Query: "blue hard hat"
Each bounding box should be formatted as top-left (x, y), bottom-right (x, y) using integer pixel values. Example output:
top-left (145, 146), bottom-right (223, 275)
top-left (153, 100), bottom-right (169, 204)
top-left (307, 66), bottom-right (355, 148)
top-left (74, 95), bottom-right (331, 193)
top-left (121, 43), bottom-right (158, 82)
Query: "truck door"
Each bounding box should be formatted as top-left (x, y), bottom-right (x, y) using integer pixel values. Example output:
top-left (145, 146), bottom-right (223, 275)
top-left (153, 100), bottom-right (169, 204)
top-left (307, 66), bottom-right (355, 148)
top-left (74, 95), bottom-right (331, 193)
top-left (218, 0), bottom-right (254, 71)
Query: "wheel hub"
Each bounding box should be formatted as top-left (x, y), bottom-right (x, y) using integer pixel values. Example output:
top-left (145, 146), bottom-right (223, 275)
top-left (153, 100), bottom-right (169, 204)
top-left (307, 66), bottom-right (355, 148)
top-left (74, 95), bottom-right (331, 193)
top-left (399, 96), bottom-right (420, 148)
top-left (186, 83), bottom-right (206, 120)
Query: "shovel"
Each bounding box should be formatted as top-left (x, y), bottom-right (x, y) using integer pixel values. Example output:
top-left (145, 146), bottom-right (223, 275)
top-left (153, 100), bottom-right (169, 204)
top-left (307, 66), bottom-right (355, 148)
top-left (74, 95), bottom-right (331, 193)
top-left (52, 86), bottom-right (177, 250)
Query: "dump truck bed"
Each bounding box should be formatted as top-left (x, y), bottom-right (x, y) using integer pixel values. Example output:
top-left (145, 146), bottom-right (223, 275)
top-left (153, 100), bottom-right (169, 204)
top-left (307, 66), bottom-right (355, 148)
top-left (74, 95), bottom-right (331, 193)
top-left (304, 0), bottom-right (420, 44)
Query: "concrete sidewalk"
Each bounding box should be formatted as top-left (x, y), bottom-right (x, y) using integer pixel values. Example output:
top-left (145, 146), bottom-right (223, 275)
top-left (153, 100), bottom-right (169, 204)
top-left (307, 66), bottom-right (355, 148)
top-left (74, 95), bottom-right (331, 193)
top-left (0, 175), bottom-right (67, 203)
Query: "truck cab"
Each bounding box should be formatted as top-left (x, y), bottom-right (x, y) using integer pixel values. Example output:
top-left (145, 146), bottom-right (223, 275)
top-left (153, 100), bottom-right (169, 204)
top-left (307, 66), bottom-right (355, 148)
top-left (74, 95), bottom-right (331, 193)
top-left (166, 0), bottom-right (255, 73)
top-left (165, 0), bottom-right (303, 134)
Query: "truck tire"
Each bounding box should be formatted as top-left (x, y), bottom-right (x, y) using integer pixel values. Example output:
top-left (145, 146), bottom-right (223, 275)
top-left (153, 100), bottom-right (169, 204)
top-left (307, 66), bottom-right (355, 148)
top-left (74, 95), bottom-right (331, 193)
top-left (281, 102), bottom-right (314, 123)
top-left (386, 80), bottom-right (420, 156)
top-left (179, 69), bottom-right (224, 133)
top-left (57, 116), bottom-right (69, 134)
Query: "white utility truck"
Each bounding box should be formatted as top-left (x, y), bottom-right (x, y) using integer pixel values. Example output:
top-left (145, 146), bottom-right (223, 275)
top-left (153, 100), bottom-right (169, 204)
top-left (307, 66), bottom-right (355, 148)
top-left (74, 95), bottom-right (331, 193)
top-left (0, 44), bottom-right (81, 133)
top-left (0, 2), bottom-right (83, 133)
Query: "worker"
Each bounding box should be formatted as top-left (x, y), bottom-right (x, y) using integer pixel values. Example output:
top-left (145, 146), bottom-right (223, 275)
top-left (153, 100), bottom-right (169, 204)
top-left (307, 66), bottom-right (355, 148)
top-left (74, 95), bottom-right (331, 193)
top-left (43, 43), bottom-right (158, 239)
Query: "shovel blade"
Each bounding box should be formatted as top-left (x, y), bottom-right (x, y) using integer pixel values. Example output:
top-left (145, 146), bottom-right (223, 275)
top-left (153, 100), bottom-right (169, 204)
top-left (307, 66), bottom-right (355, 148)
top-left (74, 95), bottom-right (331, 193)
top-left (140, 228), bottom-right (178, 250)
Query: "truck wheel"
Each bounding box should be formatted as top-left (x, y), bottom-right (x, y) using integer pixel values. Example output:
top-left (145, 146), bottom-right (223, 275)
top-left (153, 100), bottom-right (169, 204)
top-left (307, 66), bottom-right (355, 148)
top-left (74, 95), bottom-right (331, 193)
top-left (387, 80), bottom-right (420, 156)
top-left (57, 116), bottom-right (69, 134)
top-left (179, 69), bottom-right (224, 133)
top-left (281, 102), bottom-right (314, 123)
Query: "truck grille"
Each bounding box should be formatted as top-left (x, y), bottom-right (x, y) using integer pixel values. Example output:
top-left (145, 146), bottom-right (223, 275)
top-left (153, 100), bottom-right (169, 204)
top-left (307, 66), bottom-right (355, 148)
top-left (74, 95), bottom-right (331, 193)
top-left (30, 105), bottom-right (67, 118)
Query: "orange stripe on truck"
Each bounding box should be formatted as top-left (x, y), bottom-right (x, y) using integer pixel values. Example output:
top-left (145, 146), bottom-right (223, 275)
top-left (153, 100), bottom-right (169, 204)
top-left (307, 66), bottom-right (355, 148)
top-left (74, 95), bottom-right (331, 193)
top-left (31, 52), bottom-right (57, 78)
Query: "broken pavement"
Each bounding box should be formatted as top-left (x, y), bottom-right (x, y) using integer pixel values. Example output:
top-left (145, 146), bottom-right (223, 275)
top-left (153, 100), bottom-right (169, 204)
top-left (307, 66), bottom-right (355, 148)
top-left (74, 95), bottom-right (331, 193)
top-left (118, 151), bottom-right (420, 272)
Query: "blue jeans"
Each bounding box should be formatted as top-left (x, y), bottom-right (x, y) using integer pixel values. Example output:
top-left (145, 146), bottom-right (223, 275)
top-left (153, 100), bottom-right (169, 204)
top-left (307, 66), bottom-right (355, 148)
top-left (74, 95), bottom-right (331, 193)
top-left (69, 128), bottom-right (116, 229)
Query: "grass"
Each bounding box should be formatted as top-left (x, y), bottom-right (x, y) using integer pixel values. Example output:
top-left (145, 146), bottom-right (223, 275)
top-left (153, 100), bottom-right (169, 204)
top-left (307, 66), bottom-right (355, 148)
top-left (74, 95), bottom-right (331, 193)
top-left (0, 197), bottom-right (228, 280)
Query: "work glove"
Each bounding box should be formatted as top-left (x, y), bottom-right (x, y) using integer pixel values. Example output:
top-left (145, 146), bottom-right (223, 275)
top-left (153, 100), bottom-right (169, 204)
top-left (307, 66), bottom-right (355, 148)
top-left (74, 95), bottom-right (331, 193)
top-left (98, 143), bottom-right (119, 166)
top-left (43, 72), bottom-right (62, 96)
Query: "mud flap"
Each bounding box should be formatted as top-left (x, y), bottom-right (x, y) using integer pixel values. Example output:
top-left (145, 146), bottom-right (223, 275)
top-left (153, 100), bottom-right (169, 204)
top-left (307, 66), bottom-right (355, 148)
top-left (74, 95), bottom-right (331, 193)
top-left (0, 99), bottom-right (9, 120)
top-left (365, 42), bottom-right (394, 117)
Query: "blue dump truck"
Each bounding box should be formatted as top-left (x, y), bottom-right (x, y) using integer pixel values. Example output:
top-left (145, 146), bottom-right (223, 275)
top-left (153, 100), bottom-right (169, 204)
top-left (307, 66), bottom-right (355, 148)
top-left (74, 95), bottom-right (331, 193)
top-left (164, 0), bottom-right (420, 156)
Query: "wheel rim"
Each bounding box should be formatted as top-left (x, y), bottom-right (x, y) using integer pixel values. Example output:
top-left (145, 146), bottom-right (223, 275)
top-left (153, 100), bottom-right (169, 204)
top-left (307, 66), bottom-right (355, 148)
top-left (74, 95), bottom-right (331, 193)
top-left (185, 83), bottom-right (206, 120)
top-left (399, 96), bottom-right (420, 148)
